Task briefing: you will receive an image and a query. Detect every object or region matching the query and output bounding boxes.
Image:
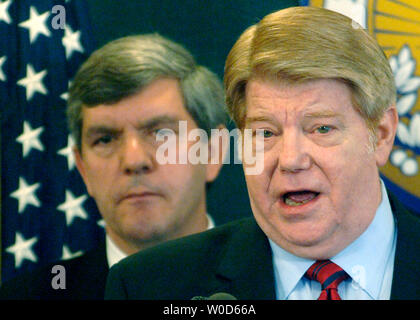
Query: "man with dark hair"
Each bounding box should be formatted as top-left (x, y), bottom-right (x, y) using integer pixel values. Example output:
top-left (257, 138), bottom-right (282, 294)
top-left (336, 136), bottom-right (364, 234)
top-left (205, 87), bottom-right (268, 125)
top-left (0, 34), bottom-right (228, 299)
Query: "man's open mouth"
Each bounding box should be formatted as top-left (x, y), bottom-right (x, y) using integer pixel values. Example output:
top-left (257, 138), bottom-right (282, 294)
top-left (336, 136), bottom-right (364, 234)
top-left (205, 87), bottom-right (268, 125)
top-left (282, 191), bottom-right (320, 207)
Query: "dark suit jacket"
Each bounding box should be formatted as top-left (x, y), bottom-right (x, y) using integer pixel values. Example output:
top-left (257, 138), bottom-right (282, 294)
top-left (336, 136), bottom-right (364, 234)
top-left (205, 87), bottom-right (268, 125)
top-left (0, 241), bottom-right (108, 300)
top-left (105, 193), bottom-right (420, 300)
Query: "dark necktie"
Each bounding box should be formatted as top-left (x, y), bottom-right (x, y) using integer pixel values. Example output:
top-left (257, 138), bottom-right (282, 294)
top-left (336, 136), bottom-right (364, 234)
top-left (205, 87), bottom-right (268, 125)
top-left (305, 260), bottom-right (349, 300)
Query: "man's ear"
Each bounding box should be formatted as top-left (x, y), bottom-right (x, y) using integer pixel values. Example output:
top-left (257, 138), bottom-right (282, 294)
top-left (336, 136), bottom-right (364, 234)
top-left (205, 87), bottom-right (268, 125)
top-left (74, 146), bottom-right (93, 196)
top-left (374, 105), bottom-right (398, 167)
top-left (206, 125), bottom-right (229, 183)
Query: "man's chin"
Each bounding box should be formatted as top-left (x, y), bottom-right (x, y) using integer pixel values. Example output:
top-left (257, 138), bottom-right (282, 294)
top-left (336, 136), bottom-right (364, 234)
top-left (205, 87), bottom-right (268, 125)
top-left (123, 217), bottom-right (176, 241)
top-left (273, 225), bottom-right (342, 258)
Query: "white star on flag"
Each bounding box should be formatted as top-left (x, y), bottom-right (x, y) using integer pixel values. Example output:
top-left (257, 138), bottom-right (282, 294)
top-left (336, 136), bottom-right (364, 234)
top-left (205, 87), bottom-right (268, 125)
top-left (60, 80), bottom-right (72, 101)
top-left (97, 219), bottom-right (106, 228)
top-left (6, 232), bottom-right (38, 268)
top-left (18, 6), bottom-right (51, 44)
top-left (10, 177), bottom-right (41, 213)
top-left (16, 121), bottom-right (44, 157)
top-left (60, 91), bottom-right (68, 101)
top-left (0, 0), bottom-right (12, 24)
top-left (0, 55), bottom-right (6, 81)
top-left (62, 24), bottom-right (84, 59)
top-left (58, 135), bottom-right (76, 170)
top-left (57, 190), bottom-right (88, 226)
top-left (61, 245), bottom-right (84, 260)
top-left (17, 64), bottom-right (48, 101)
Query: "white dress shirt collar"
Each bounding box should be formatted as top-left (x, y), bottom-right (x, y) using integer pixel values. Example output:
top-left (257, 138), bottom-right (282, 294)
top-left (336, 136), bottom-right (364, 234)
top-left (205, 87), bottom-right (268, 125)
top-left (106, 214), bottom-right (215, 268)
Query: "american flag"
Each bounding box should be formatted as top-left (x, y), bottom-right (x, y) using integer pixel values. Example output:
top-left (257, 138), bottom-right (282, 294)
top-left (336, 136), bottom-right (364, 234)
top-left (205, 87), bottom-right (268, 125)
top-left (0, 0), bottom-right (104, 284)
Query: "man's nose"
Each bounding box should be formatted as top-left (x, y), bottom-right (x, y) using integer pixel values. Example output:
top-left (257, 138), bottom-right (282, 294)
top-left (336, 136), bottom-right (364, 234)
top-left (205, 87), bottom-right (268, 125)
top-left (277, 130), bottom-right (311, 173)
top-left (120, 134), bottom-right (154, 175)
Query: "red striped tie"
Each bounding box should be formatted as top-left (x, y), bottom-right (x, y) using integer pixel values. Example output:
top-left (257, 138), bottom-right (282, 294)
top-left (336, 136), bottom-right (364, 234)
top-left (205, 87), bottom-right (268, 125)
top-left (305, 260), bottom-right (349, 300)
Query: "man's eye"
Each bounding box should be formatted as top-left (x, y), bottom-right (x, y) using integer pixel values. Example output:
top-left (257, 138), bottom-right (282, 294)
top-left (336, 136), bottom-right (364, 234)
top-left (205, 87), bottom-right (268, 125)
top-left (316, 125), bottom-right (332, 134)
top-left (263, 130), bottom-right (274, 138)
top-left (256, 129), bottom-right (274, 138)
top-left (154, 128), bottom-right (176, 138)
top-left (94, 135), bottom-right (113, 145)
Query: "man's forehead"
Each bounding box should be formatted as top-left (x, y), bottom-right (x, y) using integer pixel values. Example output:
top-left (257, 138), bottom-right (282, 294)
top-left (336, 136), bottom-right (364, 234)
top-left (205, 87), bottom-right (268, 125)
top-left (244, 107), bottom-right (344, 128)
top-left (244, 78), bottom-right (353, 122)
top-left (80, 78), bottom-right (189, 122)
top-left (245, 97), bottom-right (344, 121)
top-left (80, 95), bottom-right (190, 120)
top-left (82, 107), bottom-right (182, 127)
top-left (246, 77), bottom-right (350, 99)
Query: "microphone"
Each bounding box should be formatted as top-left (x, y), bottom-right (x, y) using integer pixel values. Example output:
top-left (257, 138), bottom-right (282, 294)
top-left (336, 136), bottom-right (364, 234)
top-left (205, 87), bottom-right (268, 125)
top-left (191, 292), bottom-right (238, 300)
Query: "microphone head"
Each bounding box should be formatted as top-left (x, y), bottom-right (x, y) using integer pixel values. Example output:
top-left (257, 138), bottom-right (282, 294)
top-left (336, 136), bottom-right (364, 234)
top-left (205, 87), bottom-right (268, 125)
top-left (208, 292), bottom-right (238, 300)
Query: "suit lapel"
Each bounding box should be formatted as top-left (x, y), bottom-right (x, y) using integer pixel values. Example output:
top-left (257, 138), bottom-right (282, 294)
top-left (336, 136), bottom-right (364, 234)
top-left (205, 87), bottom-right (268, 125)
top-left (389, 193), bottom-right (420, 299)
top-left (66, 240), bottom-right (109, 299)
top-left (214, 218), bottom-right (276, 300)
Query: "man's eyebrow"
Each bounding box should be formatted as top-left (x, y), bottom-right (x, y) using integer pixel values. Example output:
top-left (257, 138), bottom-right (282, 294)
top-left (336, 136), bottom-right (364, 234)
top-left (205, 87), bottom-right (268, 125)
top-left (303, 110), bottom-right (341, 118)
top-left (84, 125), bottom-right (119, 138)
top-left (244, 115), bottom-right (276, 126)
top-left (84, 115), bottom-right (181, 137)
top-left (139, 115), bottom-right (181, 129)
